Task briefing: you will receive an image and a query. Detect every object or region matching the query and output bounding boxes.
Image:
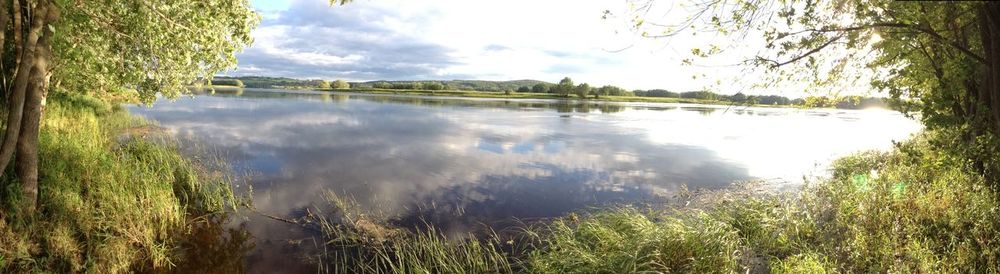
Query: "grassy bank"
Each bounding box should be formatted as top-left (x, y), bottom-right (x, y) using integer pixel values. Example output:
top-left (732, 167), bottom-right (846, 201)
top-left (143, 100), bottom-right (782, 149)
top-left (311, 130), bottom-right (1000, 273)
top-left (320, 88), bottom-right (735, 105)
top-left (0, 94), bottom-right (241, 273)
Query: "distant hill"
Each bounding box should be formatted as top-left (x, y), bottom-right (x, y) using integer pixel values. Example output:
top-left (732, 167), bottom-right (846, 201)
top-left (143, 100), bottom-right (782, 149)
top-left (215, 76), bottom-right (326, 89)
top-left (214, 76), bottom-right (552, 92)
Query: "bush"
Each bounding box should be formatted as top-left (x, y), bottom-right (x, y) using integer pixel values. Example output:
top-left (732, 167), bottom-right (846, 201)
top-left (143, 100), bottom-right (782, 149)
top-left (333, 79), bottom-right (350, 89)
top-left (424, 82), bottom-right (445, 90)
top-left (209, 78), bottom-right (243, 88)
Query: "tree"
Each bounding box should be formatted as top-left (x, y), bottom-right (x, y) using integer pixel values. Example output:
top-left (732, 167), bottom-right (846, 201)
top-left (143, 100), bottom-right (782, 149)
top-left (532, 83), bottom-right (549, 93)
top-left (731, 92), bottom-right (747, 103)
top-left (680, 91), bottom-right (718, 100)
top-left (0, 0), bottom-right (258, 213)
top-left (424, 82), bottom-right (445, 90)
top-left (210, 79), bottom-right (245, 88)
top-left (574, 83), bottom-right (591, 99)
top-left (318, 80), bottom-right (332, 89)
top-left (595, 85), bottom-right (624, 98)
top-left (517, 86), bottom-right (531, 93)
top-left (626, 0), bottom-right (1000, 182)
top-left (635, 89), bottom-right (678, 98)
top-left (555, 77), bottom-right (574, 97)
top-left (758, 95), bottom-right (792, 105)
top-left (333, 79), bottom-right (350, 89)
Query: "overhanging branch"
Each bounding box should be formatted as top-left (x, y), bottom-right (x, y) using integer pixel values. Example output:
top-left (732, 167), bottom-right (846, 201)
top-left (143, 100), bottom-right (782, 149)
top-left (784, 22), bottom-right (986, 64)
top-left (760, 35), bottom-right (843, 68)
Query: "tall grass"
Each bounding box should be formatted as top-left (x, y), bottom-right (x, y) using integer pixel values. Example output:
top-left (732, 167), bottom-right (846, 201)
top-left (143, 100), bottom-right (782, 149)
top-left (311, 130), bottom-right (1000, 273)
top-left (525, 131), bottom-right (1000, 273)
top-left (308, 191), bottom-right (513, 274)
top-left (0, 93), bottom-right (239, 273)
top-left (526, 209), bottom-right (741, 273)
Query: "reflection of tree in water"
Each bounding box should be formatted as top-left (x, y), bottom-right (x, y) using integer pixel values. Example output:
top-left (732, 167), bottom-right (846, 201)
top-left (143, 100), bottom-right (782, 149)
top-left (214, 87), bottom-right (244, 96)
top-left (228, 89), bottom-right (640, 114)
top-left (555, 102), bottom-right (574, 113)
top-left (186, 86), bottom-right (212, 95)
top-left (550, 102), bottom-right (627, 114)
top-left (632, 106), bottom-right (678, 111)
top-left (598, 104), bottom-right (625, 113)
top-left (681, 106), bottom-right (718, 116)
top-left (164, 214), bottom-right (254, 273)
top-left (332, 94), bottom-right (349, 103)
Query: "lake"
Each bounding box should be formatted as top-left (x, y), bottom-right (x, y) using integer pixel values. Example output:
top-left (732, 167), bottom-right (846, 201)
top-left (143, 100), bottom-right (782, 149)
top-left (129, 88), bottom-right (922, 271)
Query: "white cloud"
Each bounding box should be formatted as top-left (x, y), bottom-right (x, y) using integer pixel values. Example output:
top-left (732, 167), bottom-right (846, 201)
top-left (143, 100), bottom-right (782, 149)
top-left (238, 0), bottom-right (833, 95)
top-left (251, 25), bottom-right (365, 66)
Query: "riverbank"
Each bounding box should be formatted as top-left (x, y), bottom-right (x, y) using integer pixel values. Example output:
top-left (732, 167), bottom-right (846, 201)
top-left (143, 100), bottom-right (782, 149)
top-left (0, 94), bottom-right (242, 272)
top-left (309, 130), bottom-right (1000, 273)
top-left (319, 88), bottom-right (744, 106)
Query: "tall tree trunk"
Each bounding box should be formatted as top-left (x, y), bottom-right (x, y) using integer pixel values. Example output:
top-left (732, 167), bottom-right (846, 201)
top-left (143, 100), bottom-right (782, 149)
top-left (15, 1), bottom-right (56, 213)
top-left (7, 0), bottom-right (20, 98)
top-left (969, 2), bottom-right (1000, 187)
top-left (16, 59), bottom-right (42, 213)
top-left (0, 1), bottom-right (9, 83)
top-left (0, 1), bottom-right (45, 180)
top-left (0, 1), bottom-right (9, 111)
top-left (980, 2), bottom-right (1000, 136)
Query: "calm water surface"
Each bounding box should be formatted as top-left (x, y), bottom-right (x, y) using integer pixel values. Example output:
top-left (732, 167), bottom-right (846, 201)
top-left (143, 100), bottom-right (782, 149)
top-left (130, 88), bottom-right (922, 271)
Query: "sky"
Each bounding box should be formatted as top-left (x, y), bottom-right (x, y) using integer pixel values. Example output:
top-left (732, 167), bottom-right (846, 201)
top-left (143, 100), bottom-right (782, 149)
top-left (230, 0), bottom-right (783, 94)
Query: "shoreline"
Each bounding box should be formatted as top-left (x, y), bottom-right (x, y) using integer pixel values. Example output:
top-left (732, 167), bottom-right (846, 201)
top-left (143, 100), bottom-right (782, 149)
top-left (317, 87), bottom-right (782, 107)
top-left (188, 86), bottom-right (896, 111)
top-left (245, 87), bottom-right (893, 111)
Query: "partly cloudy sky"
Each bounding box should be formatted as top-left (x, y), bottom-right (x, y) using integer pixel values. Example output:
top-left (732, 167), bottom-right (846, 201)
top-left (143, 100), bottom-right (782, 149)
top-left (232, 0), bottom-right (763, 92)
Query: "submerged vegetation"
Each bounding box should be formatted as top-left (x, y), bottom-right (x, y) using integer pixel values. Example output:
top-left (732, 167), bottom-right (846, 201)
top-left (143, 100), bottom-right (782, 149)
top-left (307, 130), bottom-right (1000, 273)
top-left (0, 94), bottom-right (244, 272)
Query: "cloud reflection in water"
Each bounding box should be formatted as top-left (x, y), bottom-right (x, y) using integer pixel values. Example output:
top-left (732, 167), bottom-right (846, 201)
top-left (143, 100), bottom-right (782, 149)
top-left (129, 89), bottom-right (920, 270)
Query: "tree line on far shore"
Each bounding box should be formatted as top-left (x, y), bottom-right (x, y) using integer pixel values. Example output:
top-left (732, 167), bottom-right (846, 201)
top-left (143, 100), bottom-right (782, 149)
top-left (213, 76), bottom-right (891, 109)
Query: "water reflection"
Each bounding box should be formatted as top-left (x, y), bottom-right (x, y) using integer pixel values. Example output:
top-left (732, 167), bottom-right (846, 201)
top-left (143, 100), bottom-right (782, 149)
top-left (131, 88), bottom-right (922, 271)
top-left (154, 214), bottom-right (253, 274)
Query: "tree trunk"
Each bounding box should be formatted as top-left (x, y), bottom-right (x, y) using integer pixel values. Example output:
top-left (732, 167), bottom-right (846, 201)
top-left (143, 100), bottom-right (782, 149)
top-left (7, 0), bottom-right (20, 97)
top-left (979, 2), bottom-right (1000, 136)
top-left (969, 2), bottom-right (1000, 187)
top-left (0, 1), bottom-right (9, 77)
top-left (0, 1), bottom-right (46, 180)
top-left (16, 62), bottom-right (42, 213)
top-left (0, 1), bottom-right (9, 118)
top-left (15, 3), bottom-right (54, 213)
top-left (11, 0), bottom-right (19, 50)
